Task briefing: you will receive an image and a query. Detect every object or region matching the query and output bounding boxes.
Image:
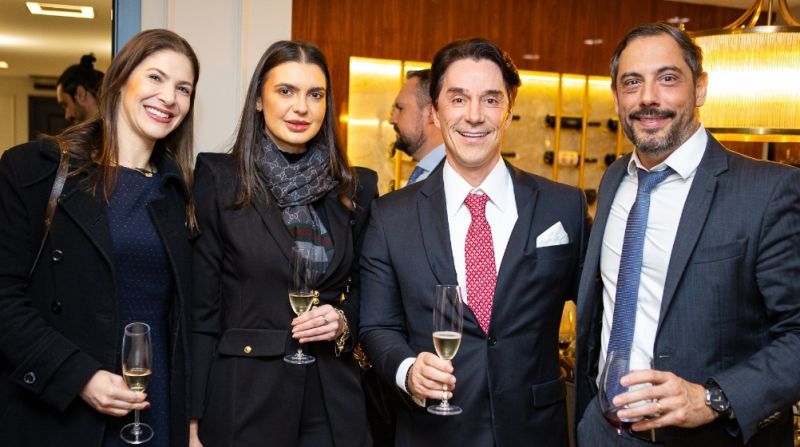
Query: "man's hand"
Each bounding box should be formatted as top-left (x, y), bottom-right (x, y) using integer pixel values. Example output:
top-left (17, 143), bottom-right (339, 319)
top-left (407, 352), bottom-right (456, 402)
top-left (614, 369), bottom-right (717, 431)
top-left (80, 370), bottom-right (149, 417)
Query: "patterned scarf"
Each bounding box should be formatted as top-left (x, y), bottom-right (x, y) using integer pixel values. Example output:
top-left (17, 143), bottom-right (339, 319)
top-left (255, 129), bottom-right (338, 271)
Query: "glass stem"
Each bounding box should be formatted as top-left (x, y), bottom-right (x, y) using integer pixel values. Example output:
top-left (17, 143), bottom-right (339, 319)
top-left (441, 383), bottom-right (449, 408)
top-left (133, 409), bottom-right (141, 434)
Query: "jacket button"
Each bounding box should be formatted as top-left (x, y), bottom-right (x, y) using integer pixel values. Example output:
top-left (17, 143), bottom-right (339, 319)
top-left (23, 371), bottom-right (36, 384)
top-left (243, 346), bottom-right (252, 354)
top-left (51, 249), bottom-right (64, 262)
top-left (487, 336), bottom-right (497, 346)
top-left (50, 300), bottom-right (62, 314)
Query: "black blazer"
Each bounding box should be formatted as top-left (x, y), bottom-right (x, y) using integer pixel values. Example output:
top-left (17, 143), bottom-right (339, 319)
top-left (0, 140), bottom-right (192, 446)
top-left (359, 161), bottom-right (589, 447)
top-left (190, 153), bottom-right (376, 446)
top-left (574, 134), bottom-right (800, 446)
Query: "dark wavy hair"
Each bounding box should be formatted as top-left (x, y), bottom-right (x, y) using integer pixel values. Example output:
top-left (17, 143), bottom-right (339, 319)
top-left (429, 38), bottom-right (521, 110)
top-left (57, 53), bottom-right (104, 99)
top-left (230, 40), bottom-right (354, 210)
top-left (610, 23), bottom-right (704, 88)
top-left (51, 29), bottom-right (200, 227)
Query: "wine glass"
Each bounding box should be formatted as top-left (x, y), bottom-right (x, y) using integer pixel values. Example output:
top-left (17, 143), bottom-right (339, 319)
top-left (599, 350), bottom-right (651, 443)
top-left (284, 245), bottom-right (320, 365)
top-left (120, 322), bottom-right (154, 444)
top-left (427, 284), bottom-right (463, 416)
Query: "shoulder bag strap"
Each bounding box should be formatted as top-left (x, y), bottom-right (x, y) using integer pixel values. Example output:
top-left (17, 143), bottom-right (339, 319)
top-left (27, 145), bottom-right (70, 282)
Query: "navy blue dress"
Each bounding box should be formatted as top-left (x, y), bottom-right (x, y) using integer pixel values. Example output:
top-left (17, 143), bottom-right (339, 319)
top-left (102, 167), bottom-right (171, 447)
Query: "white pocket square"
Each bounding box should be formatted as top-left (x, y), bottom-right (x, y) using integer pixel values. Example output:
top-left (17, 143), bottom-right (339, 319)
top-left (536, 221), bottom-right (569, 247)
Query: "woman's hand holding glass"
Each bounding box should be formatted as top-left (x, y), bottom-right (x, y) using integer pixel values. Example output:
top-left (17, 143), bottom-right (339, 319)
top-left (292, 303), bottom-right (343, 343)
top-left (80, 370), bottom-right (149, 416)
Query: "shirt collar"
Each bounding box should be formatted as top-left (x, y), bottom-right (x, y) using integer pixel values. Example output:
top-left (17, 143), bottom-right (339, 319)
top-left (417, 144), bottom-right (446, 172)
top-left (627, 124), bottom-right (707, 180)
top-left (443, 156), bottom-right (511, 219)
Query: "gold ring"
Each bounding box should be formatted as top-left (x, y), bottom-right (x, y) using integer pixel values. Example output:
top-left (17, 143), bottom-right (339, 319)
top-left (655, 400), bottom-right (663, 413)
top-left (322, 314), bottom-right (329, 324)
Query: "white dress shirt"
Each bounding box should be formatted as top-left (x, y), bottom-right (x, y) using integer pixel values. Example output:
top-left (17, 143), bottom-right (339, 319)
top-left (395, 156), bottom-right (518, 398)
top-left (598, 125), bottom-right (707, 378)
top-left (410, 144), bottom-right (446, 184)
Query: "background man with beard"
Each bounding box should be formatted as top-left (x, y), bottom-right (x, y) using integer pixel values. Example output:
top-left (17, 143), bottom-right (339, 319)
top-left (56, 53), bottom-right (104, 124)
top-left (360, 38), bottom-right (588, 446)
top-left (574, 23), bottom-right (800, 446)
top-left (389, 69), bottom-right (445, 185)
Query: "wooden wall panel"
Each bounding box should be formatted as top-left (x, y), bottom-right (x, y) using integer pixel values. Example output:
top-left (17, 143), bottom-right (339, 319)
top-left (292, 0), bottom-right (744, 145)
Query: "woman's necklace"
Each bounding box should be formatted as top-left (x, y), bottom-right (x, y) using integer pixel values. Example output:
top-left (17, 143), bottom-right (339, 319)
top-left (110, 161), bottom-right (157, 178)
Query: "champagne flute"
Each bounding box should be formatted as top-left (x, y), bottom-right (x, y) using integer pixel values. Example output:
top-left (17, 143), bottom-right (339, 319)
top-left (284, 245), bottom-right (320, 365)
top-left (598, 350), bottom-right (651, 444)
top-left (120, 322), bottom-right (154, 444)
top-left (427, 284), bottom-right (463, 416)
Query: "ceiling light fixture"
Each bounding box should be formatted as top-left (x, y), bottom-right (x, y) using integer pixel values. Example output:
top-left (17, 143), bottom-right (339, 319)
top-left (691, 0), bottom-right (800, 141)
top-left (26, 2), bottom-right (95, 19)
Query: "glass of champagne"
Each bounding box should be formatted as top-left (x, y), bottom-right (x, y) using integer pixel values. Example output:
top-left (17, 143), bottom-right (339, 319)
top-left (599, 350), bottom-right (651, 443)
top-left (427, 284), bottom-right (463, 416)
top-left (284, 245), bottom-right (320, 365)
top-left (120, 322), bottom-right (154, 444)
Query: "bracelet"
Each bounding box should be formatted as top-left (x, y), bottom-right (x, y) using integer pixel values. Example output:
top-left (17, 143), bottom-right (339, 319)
top-left (405, 361), bottom-right (414, 394)
top-left (333, 308), bottom-right (349, 357)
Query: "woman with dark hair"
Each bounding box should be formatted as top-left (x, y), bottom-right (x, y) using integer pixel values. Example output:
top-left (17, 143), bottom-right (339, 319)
top-left (190, 40), bottom-right (374, 447)
top-left (0, 29), bottom-right (199, 446)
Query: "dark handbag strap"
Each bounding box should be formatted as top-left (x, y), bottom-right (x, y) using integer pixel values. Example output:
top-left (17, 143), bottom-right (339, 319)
top-left (27, 145), bottom-right (70, 281)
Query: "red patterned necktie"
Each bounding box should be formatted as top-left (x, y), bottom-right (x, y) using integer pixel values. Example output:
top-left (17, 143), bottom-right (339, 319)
top-left (464, 192), bottom-right (497, 334)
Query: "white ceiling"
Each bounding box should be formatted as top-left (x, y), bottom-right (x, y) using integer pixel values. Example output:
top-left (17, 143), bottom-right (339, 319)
top-left (0, 0), bottom-right (798, 80)
top-left (0, 0), bottom-right (112, 79)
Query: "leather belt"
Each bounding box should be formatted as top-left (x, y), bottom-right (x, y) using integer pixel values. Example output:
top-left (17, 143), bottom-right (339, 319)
top-left (628, 428), bottom-right (665, 444)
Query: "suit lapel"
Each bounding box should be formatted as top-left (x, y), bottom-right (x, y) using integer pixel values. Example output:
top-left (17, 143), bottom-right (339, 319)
top-left (58, 176), bottom-right (114, 268)
top-left (417, 168), bottom-right (458, 287)
top-left (251, 195), bottom-right (294, 263)
top-left (657, 134), bottom-right (728, 328)
top-left (494, 162), bottom-right (537, 294)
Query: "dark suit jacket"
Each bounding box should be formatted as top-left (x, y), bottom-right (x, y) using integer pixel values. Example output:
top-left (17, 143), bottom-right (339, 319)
top-left (190, 153), bottom-right (376, 446)
top-left (0, 140), bottom-right (192, 446)
top-left (360, 161), bottom-right (589, 447)
top-left (574, 133), bottom-right (800, 446)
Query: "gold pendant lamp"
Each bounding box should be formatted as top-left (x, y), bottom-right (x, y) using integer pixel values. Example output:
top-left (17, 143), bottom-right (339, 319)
top-left (691, 0), bottom-right (800, 142)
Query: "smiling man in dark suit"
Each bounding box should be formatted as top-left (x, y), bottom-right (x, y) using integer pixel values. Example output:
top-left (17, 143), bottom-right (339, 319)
top-left (359, 38), bottom-right (589, 447)
top-left (574, 23), bottom-right (800, 446)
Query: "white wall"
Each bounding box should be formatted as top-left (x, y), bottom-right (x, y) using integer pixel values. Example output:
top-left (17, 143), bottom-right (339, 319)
top-left (141, 0), bottom-right (292, 155)
top-left (0, 77), bottom-right (53, 150)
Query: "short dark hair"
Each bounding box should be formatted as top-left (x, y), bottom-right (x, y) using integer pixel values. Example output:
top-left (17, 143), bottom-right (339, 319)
top-left (57, 53), bottom-right (104, 99)
top-left (405, 69), bottom-right (432, 108)
top-left (610, 23), bottom-right (704, 88)
top-left (429, 38), bottom-right (521, 109)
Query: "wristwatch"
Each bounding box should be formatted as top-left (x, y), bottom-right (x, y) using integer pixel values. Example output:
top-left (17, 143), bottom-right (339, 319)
top-left (705, 381), bottom-right (735, 419)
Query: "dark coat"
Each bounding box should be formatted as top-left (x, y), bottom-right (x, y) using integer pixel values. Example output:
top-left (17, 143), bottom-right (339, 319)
top-left (359, 161), bottom-right (590, 447)
top-left (0, 140), bottom-right (192, 446)
top-left (190, 153), bottom-right (376, 447)
top-left (574, 134), bottom-right (800, 446)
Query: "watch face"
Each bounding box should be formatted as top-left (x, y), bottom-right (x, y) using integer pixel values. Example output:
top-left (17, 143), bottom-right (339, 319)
top-left (709, 387), bottom-right (731, 412)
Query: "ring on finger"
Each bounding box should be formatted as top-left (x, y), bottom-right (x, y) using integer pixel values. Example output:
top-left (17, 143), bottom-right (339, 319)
top-left (321, 314), bottom-right (329, 324)
top-left (655, 400), bottom-right (663, 413)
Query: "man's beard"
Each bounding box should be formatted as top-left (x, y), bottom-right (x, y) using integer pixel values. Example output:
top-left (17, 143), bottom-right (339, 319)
top-left (392, 125), bottom-right (425, 158)
top-left (621, 106), bottom-right (694, 158)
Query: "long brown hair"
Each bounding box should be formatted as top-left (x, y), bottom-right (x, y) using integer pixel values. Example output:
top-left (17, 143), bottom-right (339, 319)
top-left (231, 40), bottom-right (354, 210)
top-left (51, 28), bottom-right (200, 227)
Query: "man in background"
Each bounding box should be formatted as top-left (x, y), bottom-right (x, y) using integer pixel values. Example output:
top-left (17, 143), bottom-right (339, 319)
top-left (56, 53), bottom-right (104, 124)
top-left (389, 69), bottom-right (445, 185)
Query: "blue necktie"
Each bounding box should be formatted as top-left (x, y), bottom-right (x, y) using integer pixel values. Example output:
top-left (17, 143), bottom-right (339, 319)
top-left (605, 167), bottom-right (674, 399)
top-left (407, 166), bottom-right (427, 185)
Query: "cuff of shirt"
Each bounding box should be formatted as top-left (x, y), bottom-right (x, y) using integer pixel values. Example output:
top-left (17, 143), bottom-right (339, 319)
top-left (395, 357), bottom-right (425, 407)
